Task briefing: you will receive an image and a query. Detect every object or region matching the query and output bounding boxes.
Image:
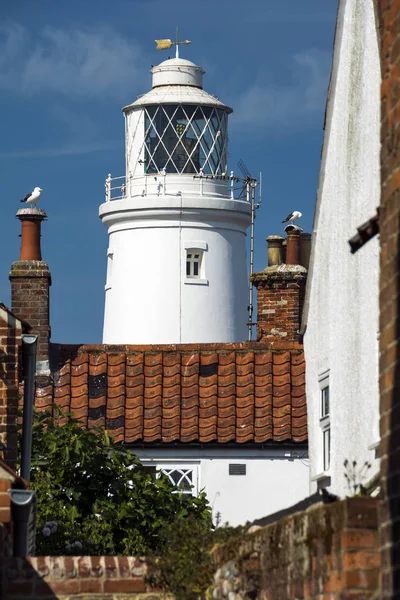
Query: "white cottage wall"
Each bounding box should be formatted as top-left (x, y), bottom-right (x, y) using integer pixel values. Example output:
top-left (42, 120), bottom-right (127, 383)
top-left (134, 447), bottom-right (309, 526)
top-left (304, 0), bottom-right (380, 497)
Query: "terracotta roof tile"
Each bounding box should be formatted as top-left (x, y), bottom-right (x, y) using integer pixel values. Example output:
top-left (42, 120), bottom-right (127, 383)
top-left (35, 344), bottom-right (308, 444)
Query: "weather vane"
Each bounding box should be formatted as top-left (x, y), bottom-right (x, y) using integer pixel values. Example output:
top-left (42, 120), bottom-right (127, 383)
top-left (155, 27), bottom-right (191, 58)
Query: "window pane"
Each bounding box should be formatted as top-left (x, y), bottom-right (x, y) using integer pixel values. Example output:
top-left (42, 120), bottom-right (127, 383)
top-left (186, 261), bottom-right (191, 276)
top-left (321, 387), bottom-right (329, 418)
top-left (323, 428), bottom-right (331, 471)
top-left (193, 262), bottom-right (199, 276)
top-left (144, 104), bottom-right (227, 175)
top-left (161, 469), bottom-right (193, 494)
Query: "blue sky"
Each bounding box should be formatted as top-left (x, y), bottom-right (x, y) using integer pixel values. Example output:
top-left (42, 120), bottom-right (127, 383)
top-left (0, 0), bottom-right (337, 344)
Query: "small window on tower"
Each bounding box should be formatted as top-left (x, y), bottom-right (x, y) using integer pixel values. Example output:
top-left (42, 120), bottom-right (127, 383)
top-left (183, 242), bottom-right (208, 285)
top-left (186, 251), bottom-right (202, 278)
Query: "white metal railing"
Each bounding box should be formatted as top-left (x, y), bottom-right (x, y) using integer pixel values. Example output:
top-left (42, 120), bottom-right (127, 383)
top-left (104, 171), bottom-right (253, 202)
top-left (105, 174), bottom-right (126, 202)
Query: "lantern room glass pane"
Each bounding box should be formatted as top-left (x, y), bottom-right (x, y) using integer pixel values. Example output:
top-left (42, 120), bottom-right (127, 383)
top-left (144, 104), bottom-right (227, 175)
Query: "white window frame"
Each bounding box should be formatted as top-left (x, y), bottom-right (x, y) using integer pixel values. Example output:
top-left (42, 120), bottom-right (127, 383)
top-left (319, 370), bottom-right (330, 473)
top-left (183, 241), bottom-right (208, 285)
top-left (141, 460), bottom-right (199, 496)
top-left (105, 248), bottom-right (114, 291)
top-left (311, 370), bottom-right (331, 488)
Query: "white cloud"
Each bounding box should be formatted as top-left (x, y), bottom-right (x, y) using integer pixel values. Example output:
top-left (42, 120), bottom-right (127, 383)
top-left (0, 22), bottom-right (144, 99)
top-left (231, 49), bottom-right (331, 132)
top-left (0, 141), bottom-right (120, 159)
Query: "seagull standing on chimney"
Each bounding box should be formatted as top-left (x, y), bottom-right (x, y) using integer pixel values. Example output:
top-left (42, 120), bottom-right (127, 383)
top-left (20, 187), bottom-right (43, 207)
top-left (282, 210), bottom-right (302, 225)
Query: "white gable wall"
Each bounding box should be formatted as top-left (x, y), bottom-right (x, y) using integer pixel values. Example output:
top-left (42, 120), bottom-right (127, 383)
top-left (304, 0), bottom-right (380, 496)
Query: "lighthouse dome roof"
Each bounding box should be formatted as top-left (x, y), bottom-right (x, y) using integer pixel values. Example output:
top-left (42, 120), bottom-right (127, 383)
top-left (122, 85), bottom-right (232, 114)
top-left (123, 56), bottom-right (232, 113)
top-left (157, 57), bottom-right (197, 68)
top-left (150, 56), bottom-right (205, 88)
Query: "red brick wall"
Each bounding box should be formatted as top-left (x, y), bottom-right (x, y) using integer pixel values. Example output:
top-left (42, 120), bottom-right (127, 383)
top-left (377, 1), bottom-right (400, 597)
top-left (252, 268), bottom-right (306, 345)
top-left (209, 497), bottom-right (380, 599)
top-left (0, 307), bottom-right (22, 469)
top-left (2, 556), bottom-right (168, 599)
top-left (9, 262), bottom-right (51, 364)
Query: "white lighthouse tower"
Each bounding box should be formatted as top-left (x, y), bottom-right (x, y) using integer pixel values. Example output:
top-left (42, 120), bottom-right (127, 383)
top-left (100, 39), bottom-right (252, 344)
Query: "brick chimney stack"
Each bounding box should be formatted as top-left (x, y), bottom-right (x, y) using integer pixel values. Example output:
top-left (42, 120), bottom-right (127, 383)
top-left (251, 230), bottom-right (308, 346)
top-left (9, 208), bottom-right (51, 372)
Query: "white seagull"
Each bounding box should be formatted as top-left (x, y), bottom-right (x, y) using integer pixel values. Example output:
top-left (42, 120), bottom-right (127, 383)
top-left (20, 187), bottom-right (43, 207)
top-left (282, 210), bottom-right (302, 225)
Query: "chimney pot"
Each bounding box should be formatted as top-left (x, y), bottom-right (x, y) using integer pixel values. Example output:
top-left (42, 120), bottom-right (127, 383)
top-left (299, 233), bottom-right (312, 269)
top-left (16, 208), bottom-right (47, 261)
top-left (286, 230), bottom-right (301, 265)
top-left (266, 235), bottom-right (284, 266)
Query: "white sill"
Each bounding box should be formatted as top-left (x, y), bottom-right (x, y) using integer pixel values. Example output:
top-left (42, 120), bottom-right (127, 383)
top-left (368, 440), bottom-right (380, 451)
top-left (184, 278), bottom-right (208, 286)
top-left (310, 471), bottom-right (330, 483)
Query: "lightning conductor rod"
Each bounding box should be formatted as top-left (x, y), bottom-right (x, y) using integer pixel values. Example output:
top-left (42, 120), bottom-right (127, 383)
top-left (248, 181), bottom-right (256, 341)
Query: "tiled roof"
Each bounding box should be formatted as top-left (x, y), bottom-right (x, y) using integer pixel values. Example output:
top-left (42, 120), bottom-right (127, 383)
top-left (35, 344), bottom-right (307, 444)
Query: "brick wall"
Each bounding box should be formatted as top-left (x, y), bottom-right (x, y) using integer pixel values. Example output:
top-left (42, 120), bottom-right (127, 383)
top-left (208, 497), bottom-right (380, 599)
top-left (251, 265), bottom-right (307, 346)
top-left (1, 556), bottom-right (171, 599)
top-left (0, 305), bottom-right (23, 469)
top-left (377, 1), bottom-right (400, 597)
top-left (9, 262), bottom-right (51, 366)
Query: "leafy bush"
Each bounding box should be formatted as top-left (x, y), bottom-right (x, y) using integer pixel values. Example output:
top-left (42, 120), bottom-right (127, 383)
top-left (149, 514), bottom-right (248, 599)
top-left (25, 408), bottom-right (211, 556)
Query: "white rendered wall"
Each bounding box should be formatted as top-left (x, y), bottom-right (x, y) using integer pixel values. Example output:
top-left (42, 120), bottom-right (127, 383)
top-left (134, 447), bottom-right (310, 526)
top-left (304, 0), bottom-right (380, 497)
top-left (100, 196), bottom-right (251, 344)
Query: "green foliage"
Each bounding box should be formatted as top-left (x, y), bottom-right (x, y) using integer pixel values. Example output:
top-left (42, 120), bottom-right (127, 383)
top-left (149, 514), bottom-right (248, 600)
top-left (24, 408), bottom-right (211, 556)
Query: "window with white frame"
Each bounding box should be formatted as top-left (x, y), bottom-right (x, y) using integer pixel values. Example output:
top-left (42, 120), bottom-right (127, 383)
top-left (186, 251), bottom-right (203, 278)
top-left (141, 462), bottom-right (199, 496)
top-left (319, 372), bottom-right (330, 472)
top-left (183, 241), bottom-right (208, 284)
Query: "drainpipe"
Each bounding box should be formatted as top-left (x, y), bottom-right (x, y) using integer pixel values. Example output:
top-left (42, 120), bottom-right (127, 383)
top-left (20, 334), bottom-right (38, 482)
top-left (11, 334), bottom-right (38, 557)
top-left (10, 489), bottom-right (37, 556)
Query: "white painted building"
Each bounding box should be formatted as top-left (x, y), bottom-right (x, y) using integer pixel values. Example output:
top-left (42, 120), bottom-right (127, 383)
top-left (302, 0), bottom-right (381, 496)
top-left (100, 53), bottom-right (251, 345)
top-left (134, 445), bottom-right (309, 527)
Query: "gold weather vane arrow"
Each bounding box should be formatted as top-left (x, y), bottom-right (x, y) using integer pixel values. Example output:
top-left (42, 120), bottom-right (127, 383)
top-left (155, 28), bottom-right (191, 58)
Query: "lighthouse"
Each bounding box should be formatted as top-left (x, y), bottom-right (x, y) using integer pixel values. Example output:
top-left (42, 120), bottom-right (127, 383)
top-left (100, 40), bottom-right (252, 344)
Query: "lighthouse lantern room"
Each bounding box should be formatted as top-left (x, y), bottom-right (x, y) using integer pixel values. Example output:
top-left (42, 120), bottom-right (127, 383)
top-left (100, 40), bottom-right (252, 344)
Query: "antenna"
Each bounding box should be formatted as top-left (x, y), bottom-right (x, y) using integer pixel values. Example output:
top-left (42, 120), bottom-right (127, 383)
top-left (238, 158), bottom-right (252, 179)
top-left (248, 179), bottom-right (256, 342)
top-left (237, 159), bottom-right (259, 341)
